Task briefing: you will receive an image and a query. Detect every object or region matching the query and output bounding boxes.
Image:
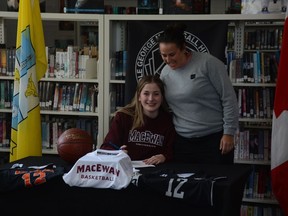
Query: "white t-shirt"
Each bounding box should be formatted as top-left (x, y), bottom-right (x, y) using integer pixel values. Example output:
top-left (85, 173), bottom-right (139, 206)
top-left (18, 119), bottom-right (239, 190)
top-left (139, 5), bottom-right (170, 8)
top-left (63, 149), bottom-right (133, 190)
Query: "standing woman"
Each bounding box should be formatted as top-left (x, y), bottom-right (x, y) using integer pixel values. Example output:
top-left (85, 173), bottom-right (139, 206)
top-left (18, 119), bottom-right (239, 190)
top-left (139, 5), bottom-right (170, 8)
top-left (158, 23), bottom-right (239, 164)
top-left (101, 75), bottom-right (175, 165)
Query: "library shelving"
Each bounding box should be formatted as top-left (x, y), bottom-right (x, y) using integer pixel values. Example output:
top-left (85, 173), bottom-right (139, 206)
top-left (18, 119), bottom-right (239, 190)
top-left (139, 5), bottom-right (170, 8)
top-left (229, 20), bottom-right (285, 215)
top-left (0, 11), bottom-right (104, 154)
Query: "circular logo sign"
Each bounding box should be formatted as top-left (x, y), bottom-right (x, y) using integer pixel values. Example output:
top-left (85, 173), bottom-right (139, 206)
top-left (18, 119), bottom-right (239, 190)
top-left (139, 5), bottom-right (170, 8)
top-left (134, 31), bottom-right (209, 82)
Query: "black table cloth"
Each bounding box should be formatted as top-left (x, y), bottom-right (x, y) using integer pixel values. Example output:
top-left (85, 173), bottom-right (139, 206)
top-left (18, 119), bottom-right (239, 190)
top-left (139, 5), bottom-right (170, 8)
top-left (0, 155), bottom-right (250, 216)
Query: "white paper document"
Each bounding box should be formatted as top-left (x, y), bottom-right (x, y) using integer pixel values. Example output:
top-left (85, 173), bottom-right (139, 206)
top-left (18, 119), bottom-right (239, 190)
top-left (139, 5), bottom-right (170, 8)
top-left (131, 160), bottom-right (155, 168)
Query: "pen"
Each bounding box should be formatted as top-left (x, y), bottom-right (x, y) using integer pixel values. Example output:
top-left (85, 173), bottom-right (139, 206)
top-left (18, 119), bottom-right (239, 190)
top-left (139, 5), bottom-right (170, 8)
top-left (108, 141), bottom-right (121, 150)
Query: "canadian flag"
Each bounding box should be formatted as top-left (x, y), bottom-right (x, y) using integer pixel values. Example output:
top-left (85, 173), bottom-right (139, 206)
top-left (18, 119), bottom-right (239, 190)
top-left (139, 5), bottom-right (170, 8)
top-left (271, 4), bottom-right (288, 216)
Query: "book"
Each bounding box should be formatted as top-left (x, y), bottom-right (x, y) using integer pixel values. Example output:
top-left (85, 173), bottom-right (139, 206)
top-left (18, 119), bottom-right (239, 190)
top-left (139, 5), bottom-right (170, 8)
top-left (104, 6), bottom-right (137, 14)
top-left (64, 85), bottom-right (71, 111)
top-left (237, 88), bottom-right (242, 117)
top-left (79, 54), bottom-right (89, 79)
top-left (253, 52), bottom-right (259, 83)
top-left (265, 88), bottom-right (271, 118)
top-left (162, 0), bottom-right (210, 14)
top-left (74, 49), bottom-right (79, 78)
top-left (248, 88), bottom-right (254, 117)
top-left (52, 121), bottom-right (59, 150)
top-left (228, 57), bottom-right (237, 83)
top-left (242, 88), bottom-right (247, 117)
top-left (79, 83), bottom-right (88, 112)
top-left (45, 46), bottom-right (49, 78)
top-left (52, 83), bottom-right (60, 111)
top-left (57, 85), bottom-right (64, 111)
top-left (6, 48), bottom-right (15, 76)
top-left (54, 51), bottom-right (64, 78)
top-left (91, 85), bottom-right (98, 112)
top-left (122, 50), bottom-right (128, 79)
top-left (192, 0), bottom-right (210, 14)
top-left (63, 0), bottom-right (104, 14)
top-left (249, 130), bottom-right (259, 159)
top-left (163, 0), bottom-right (192, 14)
top-left (41, 120), bottom-right (50, 149)
top-left (44, 81), bottom-right (51, 110)
top-left (227, 0), bottom-right (241, 14)
top-left (73, 83), bottom-right (81, 111)
top-left (242, 52), bottom-right (249, 82)
top-left (227, 30), bottom-right (235, 50)
top-left (115, 51), bottom-right (123, 80)
top-left (68, 84), bottom-right (75, 111)
top-left (4, 80), bottom-right (11, 108)
top-left (48, 82), bottom-right (55, 110)
top-left (39, 81), bottom-right (45, 109)
top-left (137, 0), bottom-right (160, 14)
top-left (91, 119), bottom-right (98, 145)
top-left (0, 46), bottom-right (7, 75)
top-left (85, 86), bottom-right (92, 112)
top-left (0, 81), bottom-right (5, 109)
top-left (66, 46), bottom-right (74, 78)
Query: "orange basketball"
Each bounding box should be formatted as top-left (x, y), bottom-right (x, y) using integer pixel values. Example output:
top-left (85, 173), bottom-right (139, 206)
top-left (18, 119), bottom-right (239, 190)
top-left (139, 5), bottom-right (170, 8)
top-left (57, 128), bottom-right (94, 164)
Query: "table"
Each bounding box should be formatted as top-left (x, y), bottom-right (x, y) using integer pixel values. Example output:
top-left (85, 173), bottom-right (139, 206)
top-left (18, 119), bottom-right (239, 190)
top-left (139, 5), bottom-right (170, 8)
top-left (0, 155), bottom-right (250, 216)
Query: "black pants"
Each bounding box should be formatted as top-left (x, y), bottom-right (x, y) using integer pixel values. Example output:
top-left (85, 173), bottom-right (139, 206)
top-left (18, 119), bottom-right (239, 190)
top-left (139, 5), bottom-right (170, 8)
top-left (173, 131), bottom-right (234, 164)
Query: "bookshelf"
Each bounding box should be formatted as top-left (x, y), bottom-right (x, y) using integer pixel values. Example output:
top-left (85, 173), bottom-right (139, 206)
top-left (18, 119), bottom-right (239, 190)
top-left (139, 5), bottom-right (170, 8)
top-left (228, 20), bottom-right (284, 215)
top-left (0, 12), bottom-right (104, 154)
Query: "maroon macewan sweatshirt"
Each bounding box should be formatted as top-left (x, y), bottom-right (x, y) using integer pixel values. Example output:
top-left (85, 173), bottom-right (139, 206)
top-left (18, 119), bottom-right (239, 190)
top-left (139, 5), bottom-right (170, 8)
top-left (101, 111), bottom-right (176, 161)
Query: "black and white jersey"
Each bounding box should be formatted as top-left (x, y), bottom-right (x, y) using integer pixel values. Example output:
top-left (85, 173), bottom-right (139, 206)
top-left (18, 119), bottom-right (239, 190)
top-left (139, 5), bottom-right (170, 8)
top-left (132, 169), bottom-right (227, 206)
top-left (0, 163), bottom-right (65, 192)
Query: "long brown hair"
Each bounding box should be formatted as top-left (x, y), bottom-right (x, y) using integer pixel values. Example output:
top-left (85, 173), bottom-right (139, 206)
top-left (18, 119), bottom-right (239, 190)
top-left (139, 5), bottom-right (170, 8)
top-left (117, 75), bottom-right (169, 130)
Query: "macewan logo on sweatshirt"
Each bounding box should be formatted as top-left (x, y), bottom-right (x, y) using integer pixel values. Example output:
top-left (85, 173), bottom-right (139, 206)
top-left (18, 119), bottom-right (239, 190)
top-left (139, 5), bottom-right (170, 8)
top-left (128, 130), bottom-right (164, 147)
top-left (76, 164), bottom-right (120, 176)
top-left (134, 31), bottom-right (209, 82)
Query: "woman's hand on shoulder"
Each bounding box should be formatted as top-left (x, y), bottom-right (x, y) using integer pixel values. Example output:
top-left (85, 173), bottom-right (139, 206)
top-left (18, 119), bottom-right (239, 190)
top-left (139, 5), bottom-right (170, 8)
top-left (143, 154), bottom-right (166, 165)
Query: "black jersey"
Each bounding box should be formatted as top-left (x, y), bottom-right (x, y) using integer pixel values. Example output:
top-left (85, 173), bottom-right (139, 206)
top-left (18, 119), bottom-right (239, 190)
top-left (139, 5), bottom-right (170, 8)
top-left (0, 163), bottom-right (65, 192)
top-left (131, 169), bottom-right (227, 206)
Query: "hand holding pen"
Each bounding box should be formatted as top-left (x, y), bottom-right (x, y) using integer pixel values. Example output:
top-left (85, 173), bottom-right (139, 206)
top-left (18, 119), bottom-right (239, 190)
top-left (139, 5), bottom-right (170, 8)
top-left (108, 142), bottom-right (128, 154)
top-left (120, 145), bottom-right (128, 154)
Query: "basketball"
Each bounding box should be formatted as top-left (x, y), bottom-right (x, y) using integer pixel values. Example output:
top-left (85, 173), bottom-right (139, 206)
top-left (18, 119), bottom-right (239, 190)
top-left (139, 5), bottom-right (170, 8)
top-left (57, 128), bottom-right (94, 164)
